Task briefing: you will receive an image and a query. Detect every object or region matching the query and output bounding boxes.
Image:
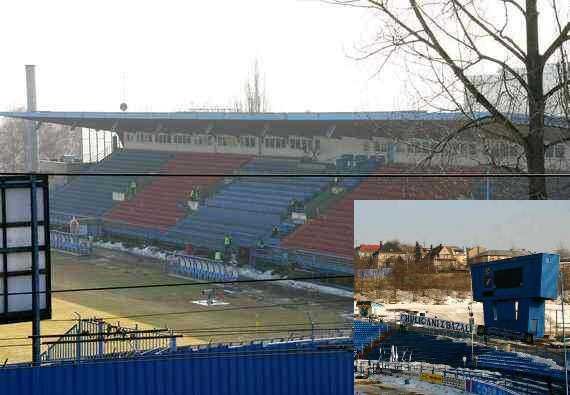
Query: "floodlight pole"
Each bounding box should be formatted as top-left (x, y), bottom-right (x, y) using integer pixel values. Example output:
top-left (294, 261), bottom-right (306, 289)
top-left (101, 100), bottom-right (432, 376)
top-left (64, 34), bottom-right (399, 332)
top-left (30, 175), bottom-right (41, 366)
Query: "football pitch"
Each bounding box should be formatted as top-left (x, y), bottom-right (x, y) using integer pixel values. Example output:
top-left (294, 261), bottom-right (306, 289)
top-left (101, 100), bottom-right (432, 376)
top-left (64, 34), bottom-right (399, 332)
top-left (0, 249), bottom-right (350, 363)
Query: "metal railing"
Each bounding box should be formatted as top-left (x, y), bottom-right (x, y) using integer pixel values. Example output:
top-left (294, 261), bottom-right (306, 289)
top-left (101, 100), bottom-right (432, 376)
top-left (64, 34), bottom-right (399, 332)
top-left (165, 253), bottom-right (239, 281)
top-left (355, 359), bottom-right (555, 394)
top-left (41, 318), bottom-right (177, 363)
top-left (50, 230), bottom-right (93, 256)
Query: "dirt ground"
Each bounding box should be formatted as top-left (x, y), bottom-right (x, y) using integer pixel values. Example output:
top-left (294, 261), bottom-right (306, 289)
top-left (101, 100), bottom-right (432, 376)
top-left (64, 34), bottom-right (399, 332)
top-left (0, 249), bottom-right (351, 363)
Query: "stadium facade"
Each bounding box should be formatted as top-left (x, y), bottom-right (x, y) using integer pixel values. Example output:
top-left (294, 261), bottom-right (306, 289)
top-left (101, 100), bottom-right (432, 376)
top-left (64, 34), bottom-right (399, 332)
top-left (1, 110), bottom-right (569, 169)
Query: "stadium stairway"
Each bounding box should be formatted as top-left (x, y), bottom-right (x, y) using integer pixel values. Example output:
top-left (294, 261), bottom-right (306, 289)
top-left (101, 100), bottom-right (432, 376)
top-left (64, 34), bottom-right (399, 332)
top-left (50, 149), bottom-right (174, 224)
top-left (161, 158), bottom-right (332, 250)
top-left (102, 153), bottom-right (251, 236)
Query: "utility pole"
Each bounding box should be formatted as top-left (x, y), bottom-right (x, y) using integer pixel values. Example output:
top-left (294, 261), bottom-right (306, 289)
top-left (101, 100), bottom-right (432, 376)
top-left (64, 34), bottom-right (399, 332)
top-left (306, 312), bottom-right (315, 339)
top-left (468, 303), bottom-right (475, 363)
top-left (560, 273), bottom-right (568, 395)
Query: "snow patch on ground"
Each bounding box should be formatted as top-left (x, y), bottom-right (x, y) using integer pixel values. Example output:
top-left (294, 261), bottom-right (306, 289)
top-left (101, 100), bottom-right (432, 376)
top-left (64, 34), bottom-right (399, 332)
top-left (192, 299), bottom-right (229, 306)
top-left (95, 240), bottom-right (169, 260)
top-left (239, 266), bottom-right (352, 298)
top-left (357, 374), bottom-right (468, 395)
top-left (95, 240), bottom-right (351, 298)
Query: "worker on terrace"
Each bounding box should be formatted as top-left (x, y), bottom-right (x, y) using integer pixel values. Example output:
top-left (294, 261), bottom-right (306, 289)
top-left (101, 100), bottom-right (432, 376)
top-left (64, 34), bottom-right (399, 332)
top-left (256, 239), bottom-right (265, 249)
top-left (271, 225), bottom-right (279, 237)
top-left (224, 234), bottom-right (233, 258)
top-left (290, 199), bottom-right (303, 214)
top-left (127, 180), bottom-right (137, 199)
top-left (288, 199), bottom-right (297, 215)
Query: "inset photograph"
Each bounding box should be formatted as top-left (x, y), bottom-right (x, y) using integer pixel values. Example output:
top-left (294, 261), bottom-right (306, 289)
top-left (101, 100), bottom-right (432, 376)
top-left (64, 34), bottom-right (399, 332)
top-left (354, 200), bottom-right (569, 394)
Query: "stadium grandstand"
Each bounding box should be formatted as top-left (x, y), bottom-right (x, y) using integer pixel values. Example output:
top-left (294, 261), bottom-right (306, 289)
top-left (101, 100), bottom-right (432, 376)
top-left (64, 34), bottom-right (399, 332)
top-left (2, 110), bottom-right (570, 278)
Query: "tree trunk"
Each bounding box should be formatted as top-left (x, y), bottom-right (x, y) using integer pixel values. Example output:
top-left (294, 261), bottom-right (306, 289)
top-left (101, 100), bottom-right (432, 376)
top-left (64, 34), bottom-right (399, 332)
top-left (525, 0), bottom-right (548, 199)
top-left (525, 134), bottom-right (547, 199)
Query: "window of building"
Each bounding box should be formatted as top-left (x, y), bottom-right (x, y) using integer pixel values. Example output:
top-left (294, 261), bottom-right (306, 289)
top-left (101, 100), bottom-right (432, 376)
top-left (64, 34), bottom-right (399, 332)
top-left (548, 145), bottom-right (566, 159)
top-left (157, 134), bottom-right (170, 144)
top-left (216, 135), bottom-right (227, 146)
top-left (288, 136), bottom-right (311, 151)
top-left (469, 143), bottom-right (477, 156)
top-left (241, 136), bottom-right (256, 148)
top-left (126, 133), bottom-right (135, 142)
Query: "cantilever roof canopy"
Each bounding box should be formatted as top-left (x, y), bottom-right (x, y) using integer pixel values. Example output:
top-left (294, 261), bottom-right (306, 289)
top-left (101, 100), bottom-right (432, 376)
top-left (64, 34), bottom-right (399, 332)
top-left (0, 111), bottom-right (567, 140)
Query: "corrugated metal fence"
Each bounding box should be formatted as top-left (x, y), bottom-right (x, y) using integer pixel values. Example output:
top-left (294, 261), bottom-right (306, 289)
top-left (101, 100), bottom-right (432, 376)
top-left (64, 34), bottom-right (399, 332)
top-left (1, 347), bottom-right (353, 395)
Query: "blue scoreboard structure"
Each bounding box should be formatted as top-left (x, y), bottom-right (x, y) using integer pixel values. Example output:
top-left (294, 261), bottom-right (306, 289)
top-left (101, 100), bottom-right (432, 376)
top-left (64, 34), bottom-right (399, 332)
top-left (470, 253), bottom-right (559, 339)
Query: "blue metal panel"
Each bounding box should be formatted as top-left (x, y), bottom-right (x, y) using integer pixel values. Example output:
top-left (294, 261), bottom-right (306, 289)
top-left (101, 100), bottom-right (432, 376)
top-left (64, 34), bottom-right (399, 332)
top-left (471, 253), bottom-right (559, 338)
top-left (471, 253), bottom-right (559, 301)
top-left (0, 346), bottom-right (353, 395)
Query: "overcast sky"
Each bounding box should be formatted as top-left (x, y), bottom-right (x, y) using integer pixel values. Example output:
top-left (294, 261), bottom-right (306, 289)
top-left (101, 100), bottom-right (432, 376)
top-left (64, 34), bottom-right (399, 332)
top-left (2, 0), bottom-right (563, 115)
top-left (354, 201), bottom-right (570, 252)
top-left (0, 1), bottom-right (564, 113)
top-left (0, 0), bottom-right (411, 113)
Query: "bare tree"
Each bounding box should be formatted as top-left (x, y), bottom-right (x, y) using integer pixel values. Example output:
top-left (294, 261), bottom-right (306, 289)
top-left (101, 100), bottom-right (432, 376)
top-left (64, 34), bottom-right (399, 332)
top-left (234, 60), bottom-right (269, 113)
top-left (0, 112), bottom-right (81, 172)
top-left (333, 0), bottom-right (569, 198)
top-left (0, 116), bottom-right (25, 172)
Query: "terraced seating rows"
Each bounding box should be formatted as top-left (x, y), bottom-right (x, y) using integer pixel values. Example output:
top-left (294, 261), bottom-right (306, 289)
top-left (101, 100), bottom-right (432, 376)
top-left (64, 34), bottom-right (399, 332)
top-left (162, 159), bottom-right (332, 250)
top-left (281, 166), bottom-right (475, 259)
top-left (103, 153), bottom-right (251, 233)
top-left (353, 320), bottom-right (388, 352)
top-left (50, 150), bottom-right (174, 223)
top-left (476, 350), bottom-right (565, 381)
top-left (369, 328), bottom-right (489, 367)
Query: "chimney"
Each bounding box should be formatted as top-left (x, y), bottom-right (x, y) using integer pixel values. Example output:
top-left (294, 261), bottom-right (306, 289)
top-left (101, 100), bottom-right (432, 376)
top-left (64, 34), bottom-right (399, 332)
top-left (24, 65), bottom-right (38, 172)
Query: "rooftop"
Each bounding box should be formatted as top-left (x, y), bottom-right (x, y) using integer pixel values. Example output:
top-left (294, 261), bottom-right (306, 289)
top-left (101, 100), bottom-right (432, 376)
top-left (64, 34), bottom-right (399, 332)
top-left (1, 110), bottom-right (567, 139)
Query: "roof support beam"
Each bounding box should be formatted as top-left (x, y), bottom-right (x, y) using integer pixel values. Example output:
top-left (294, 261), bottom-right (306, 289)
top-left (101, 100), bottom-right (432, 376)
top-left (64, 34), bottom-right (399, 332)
top-left (326, 125), bottom-right (336, 138)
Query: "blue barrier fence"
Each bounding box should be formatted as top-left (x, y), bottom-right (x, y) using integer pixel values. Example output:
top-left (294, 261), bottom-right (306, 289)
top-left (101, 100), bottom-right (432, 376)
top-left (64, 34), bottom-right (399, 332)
top-left (466, 379), bottom-right (519, 395)
top-left (50, 231), bottom-right (93, 256)
top-left (165, 253), bottom-right (239, 282)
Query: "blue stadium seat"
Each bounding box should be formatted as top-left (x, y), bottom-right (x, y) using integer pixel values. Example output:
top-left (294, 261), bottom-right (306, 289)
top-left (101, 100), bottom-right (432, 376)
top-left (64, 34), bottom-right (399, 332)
top-left (50, 150), bottom-right (174, 223)
top-left (162, 158), bottom-right (333, 249)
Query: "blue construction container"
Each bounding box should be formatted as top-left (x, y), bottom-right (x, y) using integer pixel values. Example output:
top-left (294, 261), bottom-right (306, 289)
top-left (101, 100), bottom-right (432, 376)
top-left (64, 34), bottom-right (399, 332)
top-left (0, 344), bottom-right (353, 395)
top-left (470, 253), bottom-right (560, 338)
